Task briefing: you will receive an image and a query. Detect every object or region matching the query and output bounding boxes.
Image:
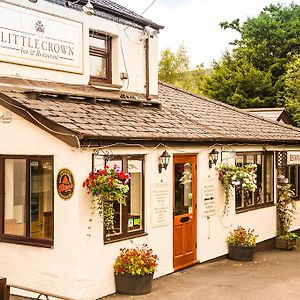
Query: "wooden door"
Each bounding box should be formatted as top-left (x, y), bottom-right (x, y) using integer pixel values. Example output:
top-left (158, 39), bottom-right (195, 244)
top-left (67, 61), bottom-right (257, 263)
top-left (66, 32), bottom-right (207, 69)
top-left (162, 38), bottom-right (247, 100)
top-left (173, 155), bottom-right (197, 270)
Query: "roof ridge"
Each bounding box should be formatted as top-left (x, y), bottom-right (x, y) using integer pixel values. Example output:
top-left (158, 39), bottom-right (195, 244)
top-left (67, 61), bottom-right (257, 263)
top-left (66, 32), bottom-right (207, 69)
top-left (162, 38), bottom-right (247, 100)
top-left (158, 81), bottom-right (300, 134)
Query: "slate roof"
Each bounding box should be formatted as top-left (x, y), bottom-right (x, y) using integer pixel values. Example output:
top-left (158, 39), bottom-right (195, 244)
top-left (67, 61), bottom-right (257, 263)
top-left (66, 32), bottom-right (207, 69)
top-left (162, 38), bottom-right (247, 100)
top-left (1, 78), bottom-right (300, 147)
top-left (46, 0), bottom-right (163, 30)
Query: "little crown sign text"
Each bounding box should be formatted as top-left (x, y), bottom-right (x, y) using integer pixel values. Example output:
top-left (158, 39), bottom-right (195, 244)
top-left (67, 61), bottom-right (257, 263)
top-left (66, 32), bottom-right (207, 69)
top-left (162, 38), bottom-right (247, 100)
top-left (0, 2), bottom-right (83, 73)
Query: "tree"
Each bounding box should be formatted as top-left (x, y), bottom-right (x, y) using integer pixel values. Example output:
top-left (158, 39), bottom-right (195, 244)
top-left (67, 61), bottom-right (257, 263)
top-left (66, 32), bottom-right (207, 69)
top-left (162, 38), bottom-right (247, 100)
top-left (205, 3), bottom-right (300, 109)
top-left (158, 44), bottom-right (207, 95)
top-left (283, 56), bottom-right (300, 125)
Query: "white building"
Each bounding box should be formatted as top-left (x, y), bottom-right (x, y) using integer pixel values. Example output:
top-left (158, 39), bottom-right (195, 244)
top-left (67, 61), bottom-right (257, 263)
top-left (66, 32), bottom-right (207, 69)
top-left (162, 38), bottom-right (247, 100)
top-left (0, 1), bottom-right (300, 299)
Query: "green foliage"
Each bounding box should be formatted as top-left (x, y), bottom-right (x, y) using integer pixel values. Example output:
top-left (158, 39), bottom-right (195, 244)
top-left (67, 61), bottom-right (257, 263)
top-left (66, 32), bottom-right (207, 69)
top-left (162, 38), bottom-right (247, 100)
top-left (114, 245), bottom-right (158, 276)
top-left (278, 232), bottom-right (299, 242)
top-left (283, 55), bottom-right (300, 125)
top-left (158, 44), bottom-right (207, 95)
top-left (277, 175), bottom-right (296, 235)
top-left (226, 226), bottom-right (258, 247)
top-left (216, 163), bottom-right (257, 215)
top-left (205, 3), bottom-right (300, 111)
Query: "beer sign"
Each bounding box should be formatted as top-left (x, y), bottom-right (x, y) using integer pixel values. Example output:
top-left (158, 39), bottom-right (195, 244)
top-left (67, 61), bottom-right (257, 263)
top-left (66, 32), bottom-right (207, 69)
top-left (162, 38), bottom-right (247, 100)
top-left (57, 168), bottom-right (74, 200)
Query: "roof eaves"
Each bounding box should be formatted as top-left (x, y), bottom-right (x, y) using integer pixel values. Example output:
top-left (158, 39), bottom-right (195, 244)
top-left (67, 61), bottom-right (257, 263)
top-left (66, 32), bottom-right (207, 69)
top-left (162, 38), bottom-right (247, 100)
top-left (0, 92), bottom-right (83, 147)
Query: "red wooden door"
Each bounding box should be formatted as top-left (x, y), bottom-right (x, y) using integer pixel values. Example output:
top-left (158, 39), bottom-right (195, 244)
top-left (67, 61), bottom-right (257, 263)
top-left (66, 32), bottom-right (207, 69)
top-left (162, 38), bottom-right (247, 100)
top-left (173, 155), bottom-right (197, 270)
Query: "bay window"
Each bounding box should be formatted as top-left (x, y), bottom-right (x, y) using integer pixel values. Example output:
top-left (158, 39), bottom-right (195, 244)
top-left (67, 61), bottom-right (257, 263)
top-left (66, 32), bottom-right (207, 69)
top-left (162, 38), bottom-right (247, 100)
top-left (235, 152), bottom-right (274, 212)
top-left (0, 156), bottom-right (54, 247)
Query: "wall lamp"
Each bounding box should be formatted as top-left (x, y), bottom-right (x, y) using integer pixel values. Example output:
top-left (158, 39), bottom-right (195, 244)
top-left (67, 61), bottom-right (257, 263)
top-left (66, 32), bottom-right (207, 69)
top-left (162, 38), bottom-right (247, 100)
top-left (66, 0), bottom-right (95, 15)
top-left (158, 150), bottom-right (171, 173)
top-left (28, 0), bottom-right (38, 2)
top-left (209, 149), bottom-right (219, 168)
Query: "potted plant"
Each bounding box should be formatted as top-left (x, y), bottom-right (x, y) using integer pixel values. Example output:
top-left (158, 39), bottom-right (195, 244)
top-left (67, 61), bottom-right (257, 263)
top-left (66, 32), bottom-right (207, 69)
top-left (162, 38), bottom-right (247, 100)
top-left (113, 244), bottom-right (158, 295)
top-left (226, 226), bottom-right (258, 261)
top-left (275, 175), bottom-right (299, 250)
top-left (83, 164), bottom-right (130, 232)
top-left (216, 163), bottom-right (257, 215)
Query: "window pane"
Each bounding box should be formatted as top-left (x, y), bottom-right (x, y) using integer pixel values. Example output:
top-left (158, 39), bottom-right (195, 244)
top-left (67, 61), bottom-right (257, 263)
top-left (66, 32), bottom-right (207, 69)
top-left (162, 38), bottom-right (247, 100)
top-left (4, 159), bottom-right (26, 236)
top-left (89, 36), bottom-right (107, 49)
top-left (256, 155), bottom-right (263, 204)
top-left (127, 160), bottom-right (143, 232)
top-left (288, 165), bottom-right (298, 197)
top-left (106, 160), bottom-right (123, 236)
top-left (30, 159), bottom-right (53, 240)
top-left (175, 163), bottom-right (192, 215)
top-left (265, 154), bottom-right (273, 202)
top-left (90, 55), bottom-right (107, 78)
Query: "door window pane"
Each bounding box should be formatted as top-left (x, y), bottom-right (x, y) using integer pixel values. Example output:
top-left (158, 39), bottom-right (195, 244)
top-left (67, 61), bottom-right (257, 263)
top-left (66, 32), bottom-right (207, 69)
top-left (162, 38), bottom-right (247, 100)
top-left (4, 159), bottom-right (26, 236)
top-left (265, 154), bottom-right (273, 202)
top-left (175, 163), bottom-right (192, 215)
top-left (30, 159), bottom-right (53, 240)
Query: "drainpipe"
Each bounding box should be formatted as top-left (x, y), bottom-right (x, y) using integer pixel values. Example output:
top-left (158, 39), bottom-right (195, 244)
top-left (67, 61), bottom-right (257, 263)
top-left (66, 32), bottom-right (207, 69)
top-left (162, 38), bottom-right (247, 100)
top-left (145, 37), bottom-right (151, 100)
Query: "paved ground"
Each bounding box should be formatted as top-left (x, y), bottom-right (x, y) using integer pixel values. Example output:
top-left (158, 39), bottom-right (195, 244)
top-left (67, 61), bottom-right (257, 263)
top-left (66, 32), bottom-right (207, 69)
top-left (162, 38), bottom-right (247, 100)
top-left (103, 250), bottom-right (300, 300)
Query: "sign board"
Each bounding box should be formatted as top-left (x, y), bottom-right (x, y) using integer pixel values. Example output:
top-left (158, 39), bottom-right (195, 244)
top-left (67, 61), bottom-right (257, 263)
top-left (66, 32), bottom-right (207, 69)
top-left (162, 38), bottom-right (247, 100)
top-left (152, 181), bottom-right (170, 227)
top-left (57, 168), bottom-right (75, 200)
top-left (202, 180), bottom-right (216, 217)
top-left (287, 152), bottom-right (300, 165)
top-left (0, 2), bottom-right (83, 73)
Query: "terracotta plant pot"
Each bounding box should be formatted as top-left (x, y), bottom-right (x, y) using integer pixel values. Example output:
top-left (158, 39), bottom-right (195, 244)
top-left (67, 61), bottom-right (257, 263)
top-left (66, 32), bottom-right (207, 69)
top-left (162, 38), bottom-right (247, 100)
top-left (115, 273), bottom-right (154, 295)
top-left (275, 237), bottom-right (298, 251)
top-left (228, 245), bottom-right (255, 261)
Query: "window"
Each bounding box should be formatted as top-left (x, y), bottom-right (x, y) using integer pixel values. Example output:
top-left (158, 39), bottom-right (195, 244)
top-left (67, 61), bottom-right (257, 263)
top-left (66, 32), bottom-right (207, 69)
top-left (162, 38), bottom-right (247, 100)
top-left (0, 156), bottom-right (54, 247)
top-left (89, 30), bottom-right (112, 84)
top-left (93, 155), bottom-right (145, 243)
top-left (235, 152), bottom-right (274, 212)
top-left (288, 165), bottom-right (300, 199)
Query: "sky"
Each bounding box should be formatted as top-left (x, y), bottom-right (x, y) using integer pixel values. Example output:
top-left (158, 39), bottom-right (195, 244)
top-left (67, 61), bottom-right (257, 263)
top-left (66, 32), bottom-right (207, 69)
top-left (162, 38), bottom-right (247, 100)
top-left (114, 0), bottom-right (299, 68)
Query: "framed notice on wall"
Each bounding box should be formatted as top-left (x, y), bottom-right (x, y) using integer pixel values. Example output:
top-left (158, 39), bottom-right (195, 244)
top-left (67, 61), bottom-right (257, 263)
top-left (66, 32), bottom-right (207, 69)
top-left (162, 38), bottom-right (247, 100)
top-left (0, 1), bottom-right (83, 73)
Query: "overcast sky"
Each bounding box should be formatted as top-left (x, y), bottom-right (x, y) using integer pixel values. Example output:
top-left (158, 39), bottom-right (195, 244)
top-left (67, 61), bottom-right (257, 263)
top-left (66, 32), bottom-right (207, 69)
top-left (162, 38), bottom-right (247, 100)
top-left (114, 0), bottom-right (299, 68)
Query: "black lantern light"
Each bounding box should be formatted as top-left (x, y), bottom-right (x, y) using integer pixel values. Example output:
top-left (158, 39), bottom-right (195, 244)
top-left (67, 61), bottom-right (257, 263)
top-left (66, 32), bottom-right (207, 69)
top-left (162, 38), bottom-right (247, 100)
top-left (158, 150), bottom-right (171, 173)
top-left (66, 0), bottom-right (95, 15)
top-left (209, 149), bottom-right (219, 168)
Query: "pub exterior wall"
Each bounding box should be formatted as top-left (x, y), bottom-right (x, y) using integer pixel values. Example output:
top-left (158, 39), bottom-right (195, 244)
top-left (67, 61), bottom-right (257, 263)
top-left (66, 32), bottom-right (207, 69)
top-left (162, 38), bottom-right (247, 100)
top-left (0, 0), bottom-right (158, 95)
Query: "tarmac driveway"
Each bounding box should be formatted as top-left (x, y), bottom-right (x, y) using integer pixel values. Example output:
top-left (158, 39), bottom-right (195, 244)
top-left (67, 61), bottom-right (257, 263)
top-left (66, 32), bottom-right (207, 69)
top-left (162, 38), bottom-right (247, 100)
top-left (104, 250), bottom-right (300, 300)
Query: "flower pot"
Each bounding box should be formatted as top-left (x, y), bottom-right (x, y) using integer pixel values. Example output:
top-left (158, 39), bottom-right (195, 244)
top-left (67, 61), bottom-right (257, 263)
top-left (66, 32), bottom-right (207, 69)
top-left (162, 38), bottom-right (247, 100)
top-left (275, 237), bottom-right (298, 251)
top-left (115, 273), bottom-right (154, 295)
top-left (228, 245), bottom-right (255, 261)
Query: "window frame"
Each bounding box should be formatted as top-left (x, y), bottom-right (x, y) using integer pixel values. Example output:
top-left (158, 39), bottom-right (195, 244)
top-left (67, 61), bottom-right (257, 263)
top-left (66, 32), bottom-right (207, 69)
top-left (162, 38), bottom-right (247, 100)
top-left (0, 155), bottom-right (54, 248)
top-left (92, 154), bottom-right (146, 243)
top-left (288, 164), bottom-right (300, 200)
top-left (235, 152), bottom-right (275, 213)
top-left (89, 30), bottom-right (112, 85)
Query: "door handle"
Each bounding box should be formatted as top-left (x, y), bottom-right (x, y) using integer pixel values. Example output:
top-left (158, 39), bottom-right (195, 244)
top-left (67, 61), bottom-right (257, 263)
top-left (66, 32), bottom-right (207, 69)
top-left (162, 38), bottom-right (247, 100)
top-left (180, 216), bottom-right (190, 223)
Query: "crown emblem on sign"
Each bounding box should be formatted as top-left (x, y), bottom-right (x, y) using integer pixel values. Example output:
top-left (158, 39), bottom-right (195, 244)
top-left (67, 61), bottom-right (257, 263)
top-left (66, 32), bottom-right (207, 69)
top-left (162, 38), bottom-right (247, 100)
top-left (35, 21), bottom-right (45, 33)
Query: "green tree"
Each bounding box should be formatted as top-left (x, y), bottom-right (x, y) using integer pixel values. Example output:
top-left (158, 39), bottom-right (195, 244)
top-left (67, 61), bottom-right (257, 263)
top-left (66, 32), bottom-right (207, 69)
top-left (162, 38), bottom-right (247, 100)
top-left (283, 56), bottom-right (300, 125)
top-left (205, 3), bottom-right (300, 109)
top-left (158, 44), bottom-right (207, 95)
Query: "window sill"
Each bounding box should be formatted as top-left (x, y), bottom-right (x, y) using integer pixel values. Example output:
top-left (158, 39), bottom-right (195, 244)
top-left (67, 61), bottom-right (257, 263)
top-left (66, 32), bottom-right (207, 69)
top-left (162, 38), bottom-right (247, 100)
top-left (236, 202), bottom-right (275, 214)
top-left (0, 236), bottom-right (53, 248)
top-left (89, 78), bottom-right (121, 90)
top-left (104, 232), bottom-right (148, 245)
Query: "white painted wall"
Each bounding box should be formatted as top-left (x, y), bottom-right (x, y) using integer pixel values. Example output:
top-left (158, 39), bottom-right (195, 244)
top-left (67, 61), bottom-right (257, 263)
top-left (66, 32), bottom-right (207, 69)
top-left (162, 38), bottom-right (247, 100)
top-left (0, 0), bottom-right (159, 96)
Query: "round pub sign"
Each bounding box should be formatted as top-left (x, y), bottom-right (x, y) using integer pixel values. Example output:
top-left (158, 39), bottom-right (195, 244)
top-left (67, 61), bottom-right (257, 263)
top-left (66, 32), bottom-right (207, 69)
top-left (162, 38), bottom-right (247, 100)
top-left (57, 168), bottom-right (74, 200)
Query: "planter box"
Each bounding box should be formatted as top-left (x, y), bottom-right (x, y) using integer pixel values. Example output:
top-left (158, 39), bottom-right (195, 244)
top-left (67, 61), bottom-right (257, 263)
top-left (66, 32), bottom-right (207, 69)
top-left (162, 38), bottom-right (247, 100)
top-left (115, 274), bottom-right (153, 295)
top-left (228, 245), bottom-right (255, 261)
top-left (275, 237), bottom-right (299, 251)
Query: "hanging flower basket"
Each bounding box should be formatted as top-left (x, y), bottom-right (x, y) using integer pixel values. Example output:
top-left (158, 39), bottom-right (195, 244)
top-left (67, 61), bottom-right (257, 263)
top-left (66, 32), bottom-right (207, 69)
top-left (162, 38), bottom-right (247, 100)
top-left (83, 165), bottom-right (130, 232)
top-left (216, 163), bottom-right (257, 214)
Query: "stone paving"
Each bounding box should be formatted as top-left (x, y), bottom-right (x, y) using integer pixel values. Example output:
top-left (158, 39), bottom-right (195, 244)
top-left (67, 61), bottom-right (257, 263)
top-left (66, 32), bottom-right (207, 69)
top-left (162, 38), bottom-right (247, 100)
top-left (104, 249), bottom-right (300, 300)
top-left (10, 249), bottom-right (300, 300)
